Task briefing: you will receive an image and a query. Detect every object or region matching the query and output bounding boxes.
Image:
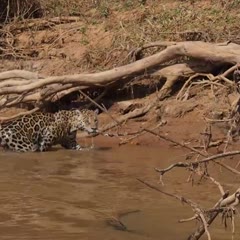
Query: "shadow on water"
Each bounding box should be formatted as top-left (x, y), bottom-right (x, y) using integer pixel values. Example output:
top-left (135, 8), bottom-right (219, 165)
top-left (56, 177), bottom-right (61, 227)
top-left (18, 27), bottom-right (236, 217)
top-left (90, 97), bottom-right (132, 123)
top-left (0, 145), bottom-right (239, 240)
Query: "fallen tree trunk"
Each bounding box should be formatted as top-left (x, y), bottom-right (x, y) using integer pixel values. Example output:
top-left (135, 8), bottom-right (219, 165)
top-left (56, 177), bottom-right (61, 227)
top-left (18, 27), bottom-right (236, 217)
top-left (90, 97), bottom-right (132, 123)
top-left (0, 41), bottom-right (239, 115)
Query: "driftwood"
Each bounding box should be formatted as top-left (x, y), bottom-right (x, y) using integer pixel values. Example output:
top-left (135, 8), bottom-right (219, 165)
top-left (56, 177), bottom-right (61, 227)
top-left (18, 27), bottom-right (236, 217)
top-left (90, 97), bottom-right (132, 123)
top-left (139, 178), bottom-right (240, 240)
top-left (138, 126), bottom-right (240, 240)
top-left (0, 40), bottom-right (239, 125)
top-left (0, 41), bottom-right (240, 108)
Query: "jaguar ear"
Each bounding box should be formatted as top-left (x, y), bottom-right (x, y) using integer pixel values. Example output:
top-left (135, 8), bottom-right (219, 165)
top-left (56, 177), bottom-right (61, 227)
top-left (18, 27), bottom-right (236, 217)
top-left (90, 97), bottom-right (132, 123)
top-left (94, 109), bottom-right (99, 115)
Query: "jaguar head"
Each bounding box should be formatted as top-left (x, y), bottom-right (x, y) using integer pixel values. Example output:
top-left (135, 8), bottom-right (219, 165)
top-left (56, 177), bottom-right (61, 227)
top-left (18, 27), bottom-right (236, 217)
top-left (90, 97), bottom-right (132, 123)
top-left (70, 109), bottom-right (99, 134)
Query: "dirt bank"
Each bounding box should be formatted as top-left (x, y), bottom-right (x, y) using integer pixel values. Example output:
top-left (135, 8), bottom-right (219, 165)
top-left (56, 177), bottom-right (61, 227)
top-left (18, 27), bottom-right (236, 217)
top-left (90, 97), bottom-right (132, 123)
top-left (0, 0), bottom-right (240, 150)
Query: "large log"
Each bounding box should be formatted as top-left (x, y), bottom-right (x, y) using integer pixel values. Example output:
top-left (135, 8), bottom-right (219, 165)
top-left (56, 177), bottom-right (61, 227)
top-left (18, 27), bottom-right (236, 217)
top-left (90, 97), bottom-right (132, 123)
top-left (0, 41), bottom-right (239, 109)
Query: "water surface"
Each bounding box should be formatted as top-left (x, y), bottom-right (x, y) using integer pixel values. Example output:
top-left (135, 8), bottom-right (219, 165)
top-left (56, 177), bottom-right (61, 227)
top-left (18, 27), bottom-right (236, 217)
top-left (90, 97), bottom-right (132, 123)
top-left (0, 145), bottom-right (239, 240)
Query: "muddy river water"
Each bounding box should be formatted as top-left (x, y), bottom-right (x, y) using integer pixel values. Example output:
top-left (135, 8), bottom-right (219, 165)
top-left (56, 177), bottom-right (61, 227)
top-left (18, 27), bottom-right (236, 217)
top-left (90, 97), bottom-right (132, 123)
top-left (0, 144), bottom-right (239, 240)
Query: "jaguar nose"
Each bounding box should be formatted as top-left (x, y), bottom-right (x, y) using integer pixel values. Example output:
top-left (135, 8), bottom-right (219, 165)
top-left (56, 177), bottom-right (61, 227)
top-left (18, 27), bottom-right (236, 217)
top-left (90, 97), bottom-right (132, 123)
top-left (91, 127), bottom-right (98, 133)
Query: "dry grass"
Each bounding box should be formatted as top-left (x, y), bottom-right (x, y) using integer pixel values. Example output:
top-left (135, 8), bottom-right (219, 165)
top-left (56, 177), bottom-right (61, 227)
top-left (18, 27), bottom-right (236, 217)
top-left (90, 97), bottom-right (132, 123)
top-left (79, 0), bottom-right (240, 69)
top-left (1, 0), bottom-right (240, 71)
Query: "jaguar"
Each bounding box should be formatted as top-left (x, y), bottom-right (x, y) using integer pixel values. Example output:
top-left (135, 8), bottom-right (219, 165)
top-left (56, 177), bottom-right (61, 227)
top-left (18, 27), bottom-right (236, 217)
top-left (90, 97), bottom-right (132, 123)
top-left (0, 109), bottom-right (99, 152)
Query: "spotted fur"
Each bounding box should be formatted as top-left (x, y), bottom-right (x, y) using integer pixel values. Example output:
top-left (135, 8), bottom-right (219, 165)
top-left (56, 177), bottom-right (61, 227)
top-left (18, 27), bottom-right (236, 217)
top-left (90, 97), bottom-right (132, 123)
top-left (0, 109), bottom-right (98, 152)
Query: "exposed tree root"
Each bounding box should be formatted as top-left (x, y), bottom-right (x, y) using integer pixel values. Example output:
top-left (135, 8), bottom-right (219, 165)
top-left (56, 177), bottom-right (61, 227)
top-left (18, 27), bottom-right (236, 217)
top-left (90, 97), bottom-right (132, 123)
top-left (152, 62), bottom-right (216, 100)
